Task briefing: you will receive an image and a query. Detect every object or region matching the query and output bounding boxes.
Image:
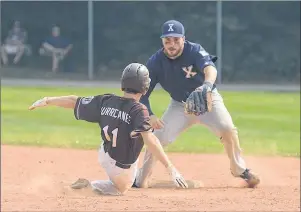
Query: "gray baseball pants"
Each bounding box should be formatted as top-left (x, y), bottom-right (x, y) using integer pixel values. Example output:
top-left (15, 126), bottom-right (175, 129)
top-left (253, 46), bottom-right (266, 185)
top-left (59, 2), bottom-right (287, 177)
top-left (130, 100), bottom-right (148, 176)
top-left (136, 89), bottom-right (247, 187)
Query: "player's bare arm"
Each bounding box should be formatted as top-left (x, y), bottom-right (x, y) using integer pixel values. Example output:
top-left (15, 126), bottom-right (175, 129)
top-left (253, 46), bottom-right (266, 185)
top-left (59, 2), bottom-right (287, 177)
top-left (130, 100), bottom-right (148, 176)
top-left (28, 95), bottom-right (78, 110)
top-left (203, 65), bottom-right (217, 85)
top-left (140, 131), bottom-right (172, 168)
top-left (140, 131), bottom-right (188, 189)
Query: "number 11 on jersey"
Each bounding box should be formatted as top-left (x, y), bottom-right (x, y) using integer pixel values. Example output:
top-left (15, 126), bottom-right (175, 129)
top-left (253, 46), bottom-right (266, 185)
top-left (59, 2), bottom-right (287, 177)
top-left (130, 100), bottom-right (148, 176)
top-left (103, 125), bottom-right (118, 147)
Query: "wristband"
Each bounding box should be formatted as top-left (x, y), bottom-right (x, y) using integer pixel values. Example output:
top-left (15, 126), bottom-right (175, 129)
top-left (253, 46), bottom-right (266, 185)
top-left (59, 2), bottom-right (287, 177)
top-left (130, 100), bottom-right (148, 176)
top-left (203, 81), bottom-right (213, 90)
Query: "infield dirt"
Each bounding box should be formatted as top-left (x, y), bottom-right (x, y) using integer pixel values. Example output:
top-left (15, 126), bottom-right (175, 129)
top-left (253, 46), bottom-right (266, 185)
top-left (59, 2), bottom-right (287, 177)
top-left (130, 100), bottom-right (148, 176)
top-left (1, 145), bottom-right (300, 211)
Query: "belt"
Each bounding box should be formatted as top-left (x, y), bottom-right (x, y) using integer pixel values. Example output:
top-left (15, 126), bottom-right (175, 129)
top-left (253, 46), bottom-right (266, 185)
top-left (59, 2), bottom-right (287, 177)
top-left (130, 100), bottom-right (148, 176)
top-left (115, 161), bottom-right (131, 169)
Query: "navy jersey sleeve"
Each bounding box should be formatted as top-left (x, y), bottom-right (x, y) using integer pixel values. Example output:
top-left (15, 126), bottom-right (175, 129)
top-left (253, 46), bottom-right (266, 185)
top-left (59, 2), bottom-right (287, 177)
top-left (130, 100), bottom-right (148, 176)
top-left (74, 95), bottom-right (102, 123)
top-left (132, 104), bottom-right (152, 133)
top-left (140, 55), bottom-right (159, 116)
top-left (195, 46), bottom-right (217, 72)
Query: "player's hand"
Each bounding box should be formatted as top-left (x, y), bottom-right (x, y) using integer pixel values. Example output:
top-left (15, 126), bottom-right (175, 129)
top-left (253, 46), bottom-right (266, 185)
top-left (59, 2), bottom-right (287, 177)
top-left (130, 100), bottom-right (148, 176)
top-left (167, 165), bottom-right (188, 189)
top-left (150, 115), bottom-right (164, 129)
top-left (28, 97), bottom-right (48, 110)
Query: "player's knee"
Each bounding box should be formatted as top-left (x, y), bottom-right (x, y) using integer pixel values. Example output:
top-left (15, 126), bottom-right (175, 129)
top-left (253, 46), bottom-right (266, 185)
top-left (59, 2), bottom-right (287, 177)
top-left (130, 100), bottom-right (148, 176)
top-left (218, 122), bottom-right (237, 139)
top-left (219, 121), bottom-right (235, 133)
top-left (116, 184), bottom-right (131, 196)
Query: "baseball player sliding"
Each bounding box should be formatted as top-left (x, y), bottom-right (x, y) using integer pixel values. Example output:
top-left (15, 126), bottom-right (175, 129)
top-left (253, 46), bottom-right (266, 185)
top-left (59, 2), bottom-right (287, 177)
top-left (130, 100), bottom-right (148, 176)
top-left (133, 20), bottom-right (260, 188)
top-left (29, 63), bottom-right (188, 196)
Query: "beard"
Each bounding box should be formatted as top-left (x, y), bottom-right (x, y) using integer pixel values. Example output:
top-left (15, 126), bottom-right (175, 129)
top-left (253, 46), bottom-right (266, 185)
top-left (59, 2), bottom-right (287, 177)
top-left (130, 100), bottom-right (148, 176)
top-left (164, 47), bottom-right (183, 59)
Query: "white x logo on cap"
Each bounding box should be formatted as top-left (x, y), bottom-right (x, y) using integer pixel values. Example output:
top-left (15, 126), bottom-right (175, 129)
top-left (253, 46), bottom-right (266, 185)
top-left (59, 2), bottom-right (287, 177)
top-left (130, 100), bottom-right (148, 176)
top-left (168, 24), bottom-right (174, 32)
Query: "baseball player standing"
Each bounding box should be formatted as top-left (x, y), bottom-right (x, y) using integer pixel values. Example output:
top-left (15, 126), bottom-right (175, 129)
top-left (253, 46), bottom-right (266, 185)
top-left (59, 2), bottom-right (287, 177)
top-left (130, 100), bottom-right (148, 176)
top-left (29, 63), bottom-right (188, 196)
top-left (133, 20), bottom-right (260, 188)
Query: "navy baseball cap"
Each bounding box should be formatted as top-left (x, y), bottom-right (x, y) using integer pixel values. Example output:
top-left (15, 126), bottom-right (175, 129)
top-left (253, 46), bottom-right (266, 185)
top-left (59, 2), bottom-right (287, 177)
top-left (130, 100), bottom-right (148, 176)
top-left (160, 20), bottom-right (185, 38)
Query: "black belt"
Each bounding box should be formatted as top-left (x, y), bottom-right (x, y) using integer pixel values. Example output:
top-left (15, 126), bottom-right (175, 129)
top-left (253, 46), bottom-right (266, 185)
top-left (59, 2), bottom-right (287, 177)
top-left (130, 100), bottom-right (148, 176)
top-left (103, 144), bottom-right (131, 169)
top-left (115, 161), bottom-right (131, 169)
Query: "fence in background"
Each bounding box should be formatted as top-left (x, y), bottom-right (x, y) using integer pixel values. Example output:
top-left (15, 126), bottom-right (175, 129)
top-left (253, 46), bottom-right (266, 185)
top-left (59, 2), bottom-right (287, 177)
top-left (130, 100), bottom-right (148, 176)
top-left (1, 1), bottom-right (300, 84)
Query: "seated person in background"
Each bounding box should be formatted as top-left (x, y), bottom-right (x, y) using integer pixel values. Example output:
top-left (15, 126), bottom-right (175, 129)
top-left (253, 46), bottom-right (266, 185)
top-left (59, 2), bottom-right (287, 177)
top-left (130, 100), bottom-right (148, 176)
top-left (1, 21), bottom-right (28, 65)
top-left (39, 26), bottom-right (73, 72)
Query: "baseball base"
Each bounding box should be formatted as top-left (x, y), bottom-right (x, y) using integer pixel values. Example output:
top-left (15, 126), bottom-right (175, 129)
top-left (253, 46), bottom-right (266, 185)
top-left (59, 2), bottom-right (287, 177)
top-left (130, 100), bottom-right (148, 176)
top-left (149, 179), bottom-right (204, 189)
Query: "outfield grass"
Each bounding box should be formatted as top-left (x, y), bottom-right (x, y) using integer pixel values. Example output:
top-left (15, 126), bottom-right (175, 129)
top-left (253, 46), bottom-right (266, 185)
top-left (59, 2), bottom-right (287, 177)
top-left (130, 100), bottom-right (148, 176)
top-left (1, 86), bottom-right (300, 156)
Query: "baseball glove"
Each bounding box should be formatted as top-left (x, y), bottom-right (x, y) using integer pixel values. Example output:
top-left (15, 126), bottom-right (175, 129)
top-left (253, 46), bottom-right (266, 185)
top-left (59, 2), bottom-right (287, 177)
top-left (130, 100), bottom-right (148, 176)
top-left (184, 82), bottom-right (213, 116)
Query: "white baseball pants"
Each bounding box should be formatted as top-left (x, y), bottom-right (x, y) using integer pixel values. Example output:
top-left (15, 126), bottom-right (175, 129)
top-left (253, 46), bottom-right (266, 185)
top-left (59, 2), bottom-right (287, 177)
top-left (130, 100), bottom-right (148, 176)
top-left (91, 144), bottom-right (138, 195)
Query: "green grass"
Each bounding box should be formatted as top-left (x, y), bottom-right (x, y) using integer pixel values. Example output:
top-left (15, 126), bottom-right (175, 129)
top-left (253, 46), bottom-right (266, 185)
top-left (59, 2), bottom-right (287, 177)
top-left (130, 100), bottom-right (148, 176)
top-left (1, 86), bottom-right (300, 156)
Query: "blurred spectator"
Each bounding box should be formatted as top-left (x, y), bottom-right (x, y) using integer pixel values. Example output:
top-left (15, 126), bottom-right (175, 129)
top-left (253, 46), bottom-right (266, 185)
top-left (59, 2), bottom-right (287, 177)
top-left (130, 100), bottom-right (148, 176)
top-left (39, 26), bottom-right (73, 72)
top-left (1, 21), bottom-right (30, 65)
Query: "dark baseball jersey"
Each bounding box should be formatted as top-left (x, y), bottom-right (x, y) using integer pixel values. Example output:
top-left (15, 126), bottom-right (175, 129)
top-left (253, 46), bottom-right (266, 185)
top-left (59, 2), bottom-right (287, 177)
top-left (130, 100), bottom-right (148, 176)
top-left (140, 40), bottom-right (217, 115)
top-left (74, 94), bottom-right (152, 166)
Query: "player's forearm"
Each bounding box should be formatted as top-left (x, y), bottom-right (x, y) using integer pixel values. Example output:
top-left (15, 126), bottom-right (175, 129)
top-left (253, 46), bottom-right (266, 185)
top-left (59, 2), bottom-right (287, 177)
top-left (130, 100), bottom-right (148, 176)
top-left (203, 65), bottom-right (217, 85)
top-left (141, 132), bottom-right (172, 168)
top-left (46, 95), bottom-right (78, 109)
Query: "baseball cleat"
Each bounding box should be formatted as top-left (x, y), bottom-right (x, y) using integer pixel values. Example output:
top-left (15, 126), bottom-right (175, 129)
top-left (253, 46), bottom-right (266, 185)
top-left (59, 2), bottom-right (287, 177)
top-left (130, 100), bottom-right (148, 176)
top-left (240, 169), bottom-right (260, 188)
top-left (70, 178), bottom-right (90, 189)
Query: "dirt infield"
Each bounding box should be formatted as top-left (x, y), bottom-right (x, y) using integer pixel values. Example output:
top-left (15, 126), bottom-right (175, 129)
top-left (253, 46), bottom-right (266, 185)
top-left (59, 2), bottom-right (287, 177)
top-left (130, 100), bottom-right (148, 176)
top-left (1, 145), bottom-right (300, 211)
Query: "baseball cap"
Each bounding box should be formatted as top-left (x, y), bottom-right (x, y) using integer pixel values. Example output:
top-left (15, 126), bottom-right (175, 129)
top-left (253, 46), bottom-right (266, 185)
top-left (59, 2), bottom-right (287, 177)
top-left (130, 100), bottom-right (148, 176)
top-left (160, 20), bottom-right (185, 38)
